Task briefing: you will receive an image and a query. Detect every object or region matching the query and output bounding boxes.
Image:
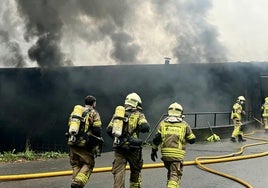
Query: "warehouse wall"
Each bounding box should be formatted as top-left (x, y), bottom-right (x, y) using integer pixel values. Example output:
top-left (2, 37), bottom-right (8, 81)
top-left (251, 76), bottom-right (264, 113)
top-left (0, 62), bottom-right (264, 152)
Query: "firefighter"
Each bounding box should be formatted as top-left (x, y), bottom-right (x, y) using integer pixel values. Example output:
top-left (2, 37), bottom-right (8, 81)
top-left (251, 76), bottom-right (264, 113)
top-left (151, 102), bottom-right (196, 188)
top-left (68, 95), bottom-right (103, 188)
top-left (106, 92), bottom-right (150, 188)
top-left (261, 97), bottom-right (268, 133)
top-left (230, 96), bottom-right (246, 142)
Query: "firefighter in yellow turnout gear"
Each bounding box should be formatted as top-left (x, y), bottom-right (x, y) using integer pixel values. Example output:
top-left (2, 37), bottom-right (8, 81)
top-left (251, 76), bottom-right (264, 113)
top-left (67, 95), bottom-right (103, 188)
top-left (261, 97), bottom-right (268, 133)
top-left (106, 93), bottom-right (150, 188)
top-left (230, 96), bottom-right (246, 142)
top-left (151, 102), bottom-right (196, 188)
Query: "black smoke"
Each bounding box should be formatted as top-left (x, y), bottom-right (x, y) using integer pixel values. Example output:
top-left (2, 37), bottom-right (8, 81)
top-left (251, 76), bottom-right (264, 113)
top-left (14, 0), bottom-right (140, 66)
top-left (10, 0), bottom-right (227, 67)
top-left (15, 0), bottom-right (69, 67)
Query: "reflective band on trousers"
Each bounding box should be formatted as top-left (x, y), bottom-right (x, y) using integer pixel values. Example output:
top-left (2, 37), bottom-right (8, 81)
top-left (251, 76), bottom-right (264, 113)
top-left (167, 180), bottom-right (178, 188)
top-left (130, 181), bottom-right (141, 188)
top-left (75, 172), bottom-right (89, 186)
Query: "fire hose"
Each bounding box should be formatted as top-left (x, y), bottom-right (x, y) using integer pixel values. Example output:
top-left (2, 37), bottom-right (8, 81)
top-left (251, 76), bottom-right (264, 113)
top-left (194, 130), bottom-right (268, 188)
top-left (0, 130), bottom-right (268, 188)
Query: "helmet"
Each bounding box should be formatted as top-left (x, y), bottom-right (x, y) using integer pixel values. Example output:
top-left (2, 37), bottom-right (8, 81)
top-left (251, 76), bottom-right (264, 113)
top-left (124, 93), bottom-right (142, 108)
top-left (237, 96), bottom-right (246, 104)
top-left (168, 102), bottom-right (183, 117)
top-left (265, 97), bottom-right (268, 103)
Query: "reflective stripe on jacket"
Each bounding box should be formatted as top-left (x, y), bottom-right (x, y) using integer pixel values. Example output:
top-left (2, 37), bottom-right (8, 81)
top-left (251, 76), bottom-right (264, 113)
top-left (231, 103), bottom-right (243, 120)
top-left (158, 119), bottom-right (195, 161)
top-left (262, 103), bottom-right (268, 117)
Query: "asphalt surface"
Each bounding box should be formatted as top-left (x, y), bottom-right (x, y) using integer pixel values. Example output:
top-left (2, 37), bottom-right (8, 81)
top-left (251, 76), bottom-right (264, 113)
top-left (1, 131), bottom-right (268, 188)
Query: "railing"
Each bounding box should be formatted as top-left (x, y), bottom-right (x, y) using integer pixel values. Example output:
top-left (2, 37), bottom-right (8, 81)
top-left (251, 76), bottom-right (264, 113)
top-left (184, 111), bottom-right (253, 128)
top-left (184, 112), bottom-right (231, 128)
top-left (144, 111), bottom-right (254, 143)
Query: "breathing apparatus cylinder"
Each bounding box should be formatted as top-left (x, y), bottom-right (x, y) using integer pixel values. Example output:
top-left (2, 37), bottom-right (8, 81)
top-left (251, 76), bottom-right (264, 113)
top-left (68, 105), bottom-right (85, 136)
top-left (112, 106), bottom-right (126, 144)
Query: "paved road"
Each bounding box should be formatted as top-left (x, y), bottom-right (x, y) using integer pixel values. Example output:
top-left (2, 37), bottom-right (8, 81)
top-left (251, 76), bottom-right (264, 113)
top-left (1, 131), bottom-right (268, 188)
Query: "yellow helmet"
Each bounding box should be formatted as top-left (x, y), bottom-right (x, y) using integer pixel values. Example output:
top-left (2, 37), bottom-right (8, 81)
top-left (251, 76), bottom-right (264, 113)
top-left (168, 102), bottom-right (183, 117)
top-left (265, 97), bottom-right (268, 103)
top-left (237, 96), bottom-right (246, 103)
top-left (124, 93), bottom-right (142, 108)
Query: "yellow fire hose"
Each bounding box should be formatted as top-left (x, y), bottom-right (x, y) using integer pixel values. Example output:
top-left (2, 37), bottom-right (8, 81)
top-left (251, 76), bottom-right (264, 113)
top-left (1, 130), bottom-right (268, 188)
top-left (194, 130), bottom-right (268, 188)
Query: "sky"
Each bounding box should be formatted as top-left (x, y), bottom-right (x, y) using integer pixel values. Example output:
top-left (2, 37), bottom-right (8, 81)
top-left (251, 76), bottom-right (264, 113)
top-left (209, 0), bottom-right (268, 63)
top-left (0, 0), bottom-right (268, 68)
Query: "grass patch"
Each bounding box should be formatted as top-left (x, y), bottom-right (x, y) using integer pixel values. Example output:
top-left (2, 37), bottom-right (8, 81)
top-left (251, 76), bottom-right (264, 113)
top-left (0, 149), bottom-right (68, 163)
top-left (0, 138), bottom-right (68, 163)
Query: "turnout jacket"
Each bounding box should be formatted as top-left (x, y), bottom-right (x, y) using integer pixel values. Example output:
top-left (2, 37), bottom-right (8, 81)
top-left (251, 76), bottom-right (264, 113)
top-left (68, 105), bottom-right (102, 147)
top-left (106, 105), bottom-right (150, 148)
top-left (152, 116), bottom-right (195, 161)
top-left (231, 102), bottom-right (243, 121)
top-left (261, 102), bottom-right (268, 117)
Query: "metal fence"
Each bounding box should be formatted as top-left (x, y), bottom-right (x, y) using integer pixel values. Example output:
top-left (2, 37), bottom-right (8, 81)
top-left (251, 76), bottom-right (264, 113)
top-left (183, 111), bottom-right (253, 128)
top-left (184, 112), bottom-right (231, 128)
top-left (145, 111), bottom-right (254, 143)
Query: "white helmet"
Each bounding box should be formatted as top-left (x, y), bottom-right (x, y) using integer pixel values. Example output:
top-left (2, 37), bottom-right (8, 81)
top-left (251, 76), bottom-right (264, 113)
top-left (124, 93), bottom-right (142, 108)
top-left (237, 96), bottom-right (246, 104)
top-left (168, 102), bottom-right (183, 117)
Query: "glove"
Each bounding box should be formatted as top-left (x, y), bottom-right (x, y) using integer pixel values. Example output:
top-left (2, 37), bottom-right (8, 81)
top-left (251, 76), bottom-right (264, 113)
top-left (138, 123), bottom-right (150, 133)
top-left (93, 146), bottom-right (101, 158)
top-left (151, 149), bottom-right (158, 162)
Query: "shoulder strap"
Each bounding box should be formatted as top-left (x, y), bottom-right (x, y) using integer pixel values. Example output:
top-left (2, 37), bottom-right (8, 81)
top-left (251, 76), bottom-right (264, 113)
top-left (79, 108), bottom-right (92, 134)
top-left (82, 108), bottom-right (91, 118)
top-left (124, 110), bottom-right (139, 137)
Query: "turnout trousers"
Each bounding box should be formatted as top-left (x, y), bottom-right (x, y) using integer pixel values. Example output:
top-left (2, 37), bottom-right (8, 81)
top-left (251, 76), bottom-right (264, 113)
top-left (263, 117), bottom-right (268, 131)
top-left (231, 118), bottom-right (243, 138)
top-left (112, 148), bottom-right (143, 188)
top-left (163, 160), bottom-right (183, 188)
top-left (69, 146), bottom-right (95, 187)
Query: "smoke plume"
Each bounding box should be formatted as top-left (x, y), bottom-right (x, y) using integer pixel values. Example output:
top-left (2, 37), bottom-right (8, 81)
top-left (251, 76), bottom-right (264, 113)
top-left (0, 0), bottom-right (227, 67)
top-left (0, 30), bottom-right (26, 67)
top-left (0, 2), bottom-right (26, 67)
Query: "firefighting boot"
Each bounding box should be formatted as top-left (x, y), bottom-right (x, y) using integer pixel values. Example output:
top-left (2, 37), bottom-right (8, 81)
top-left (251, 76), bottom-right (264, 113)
top-left (230, 137), bottom-right (236, 142)
top-left (238, 135), bottom-right (246, 142)
top-left (71, 182), bottom-right (83, 188)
